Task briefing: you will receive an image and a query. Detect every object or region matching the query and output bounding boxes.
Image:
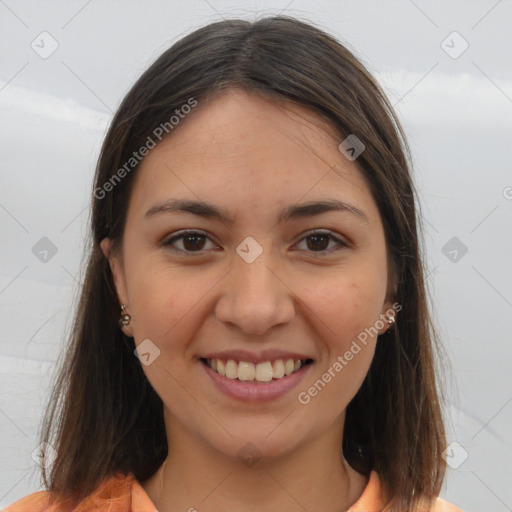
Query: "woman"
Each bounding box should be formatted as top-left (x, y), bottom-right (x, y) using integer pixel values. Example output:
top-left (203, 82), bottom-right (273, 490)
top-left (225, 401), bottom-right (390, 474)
top-left (6, 16), bottom-right (462, 512)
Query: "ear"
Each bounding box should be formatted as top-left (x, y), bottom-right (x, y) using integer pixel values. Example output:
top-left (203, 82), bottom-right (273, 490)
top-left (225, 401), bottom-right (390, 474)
top-left (377, 298), bottom-right (399, 336)
top-left (100, 237), bottom-right (134, 337)
top-left (378, 257), bottom-right (399, 335)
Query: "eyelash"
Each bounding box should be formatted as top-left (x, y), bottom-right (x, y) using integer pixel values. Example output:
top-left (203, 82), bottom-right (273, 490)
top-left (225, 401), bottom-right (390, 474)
top-left (161, 229), bottom-right (349, 257)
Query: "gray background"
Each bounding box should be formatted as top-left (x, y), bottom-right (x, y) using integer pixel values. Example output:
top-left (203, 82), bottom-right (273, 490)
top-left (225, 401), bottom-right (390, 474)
top-left (1, 1), bottom-right (511, 510)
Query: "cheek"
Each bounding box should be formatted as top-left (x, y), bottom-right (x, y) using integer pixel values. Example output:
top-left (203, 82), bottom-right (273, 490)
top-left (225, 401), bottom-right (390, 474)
top-left (301, 273), bottom-right (385, 345)
top-left (297, 280), bottom-right (380, 413)
top-left (295, 270), bottom-right (385, 403)
top-left (123, 255), bottom-right (206, 345)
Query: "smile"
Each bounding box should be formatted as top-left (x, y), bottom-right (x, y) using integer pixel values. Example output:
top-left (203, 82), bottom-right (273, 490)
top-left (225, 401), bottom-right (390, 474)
top-left (199, 356), bottom-right (315, 403)
top-left (201, 357), bottom-right (313, 383)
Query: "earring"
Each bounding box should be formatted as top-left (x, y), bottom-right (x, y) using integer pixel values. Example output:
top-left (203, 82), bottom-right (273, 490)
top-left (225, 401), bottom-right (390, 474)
top-left (385, 314), bottom-right (395, 335)
top-left (119, 304), bottom-right (131, 327)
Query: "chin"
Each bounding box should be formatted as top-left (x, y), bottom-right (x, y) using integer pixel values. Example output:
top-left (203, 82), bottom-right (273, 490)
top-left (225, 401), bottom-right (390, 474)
top-left (203, 426), bottom-right (301, 465)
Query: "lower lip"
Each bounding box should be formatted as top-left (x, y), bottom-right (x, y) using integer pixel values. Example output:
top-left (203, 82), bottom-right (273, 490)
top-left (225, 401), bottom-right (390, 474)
top-left (200, 360), bottom-right (313, 403)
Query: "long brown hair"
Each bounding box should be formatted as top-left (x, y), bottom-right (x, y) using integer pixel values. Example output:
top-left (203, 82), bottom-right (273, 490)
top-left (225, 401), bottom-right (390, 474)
top-left (38, 16), bottom-right (446, 511)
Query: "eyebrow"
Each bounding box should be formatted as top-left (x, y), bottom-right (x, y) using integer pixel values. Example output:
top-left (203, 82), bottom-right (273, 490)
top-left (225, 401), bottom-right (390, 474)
top-left (144, 198), bottom-right (368, 223)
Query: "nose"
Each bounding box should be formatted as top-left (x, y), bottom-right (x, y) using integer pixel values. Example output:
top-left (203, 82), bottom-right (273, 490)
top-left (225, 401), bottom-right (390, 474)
top-left (214, 248), bottom-right (296, 336)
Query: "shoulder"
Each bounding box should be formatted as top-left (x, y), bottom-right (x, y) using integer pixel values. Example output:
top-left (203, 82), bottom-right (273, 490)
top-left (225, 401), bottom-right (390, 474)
top-left (3, 472), bottom-right (156, 512)
top-left (432, 496), bottom-right (464, 511)
top-left (3, 490), bottom-right (53, 512)
top-left (348, 470), bottom-right (464, 511)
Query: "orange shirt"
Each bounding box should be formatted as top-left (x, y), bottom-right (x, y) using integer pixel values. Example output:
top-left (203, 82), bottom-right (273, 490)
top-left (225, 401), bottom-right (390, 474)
top-left (4, 471), bottom-right (463, 511)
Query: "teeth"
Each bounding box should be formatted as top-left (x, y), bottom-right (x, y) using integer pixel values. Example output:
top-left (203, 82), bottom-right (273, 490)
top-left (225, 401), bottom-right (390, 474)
top-left (225, 360), bottom-right (237, 379)
top-left (255, 362), bottom-right (273, 382)
top-left (272, 359), bottom-right (285, 378)
top-left (237, 361), bottom-right (255, 381)
top-left (205, 357), bottom-right (309, 382)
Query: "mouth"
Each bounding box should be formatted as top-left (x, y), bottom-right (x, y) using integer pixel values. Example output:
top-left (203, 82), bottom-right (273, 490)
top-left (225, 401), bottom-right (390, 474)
top-left (199, 357), bottom-right (314, 383)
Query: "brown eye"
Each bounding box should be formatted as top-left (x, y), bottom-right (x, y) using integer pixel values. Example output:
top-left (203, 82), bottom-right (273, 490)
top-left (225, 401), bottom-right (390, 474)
top-left (163, 230), bottom-right (216, 254)
top-left (306, 234), bottom-right (330, 251)
top-left (296, 230), bottom-right (348, 255)
top-left (181, 233), bottom-right (206, 251)
top-left (162, 230), bottom-right (347, 257)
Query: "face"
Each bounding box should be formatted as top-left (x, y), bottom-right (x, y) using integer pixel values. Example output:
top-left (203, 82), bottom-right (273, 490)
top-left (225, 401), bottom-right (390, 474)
top-left (101, 89), bottom-right (395, 462)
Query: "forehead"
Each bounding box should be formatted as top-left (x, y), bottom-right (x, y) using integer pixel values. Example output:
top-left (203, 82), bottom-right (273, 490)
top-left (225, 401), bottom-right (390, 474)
top-left (162, 89), bottom-right (343, 163)
top-left (127, 89), bottom-right (379, 224)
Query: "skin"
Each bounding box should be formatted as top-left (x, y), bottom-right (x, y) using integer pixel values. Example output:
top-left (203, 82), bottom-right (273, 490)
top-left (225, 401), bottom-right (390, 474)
top-left (101, 89), bottom-right (396, 512)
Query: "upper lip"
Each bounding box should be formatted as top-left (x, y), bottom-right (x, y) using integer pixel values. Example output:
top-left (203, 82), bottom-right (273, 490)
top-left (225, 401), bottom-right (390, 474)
top-left (199, 349), bottom-right (314, 364)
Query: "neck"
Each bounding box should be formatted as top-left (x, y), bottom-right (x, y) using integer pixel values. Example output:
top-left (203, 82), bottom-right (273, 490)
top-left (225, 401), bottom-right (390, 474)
top-left (141, 414), bottom-right (368, 512)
